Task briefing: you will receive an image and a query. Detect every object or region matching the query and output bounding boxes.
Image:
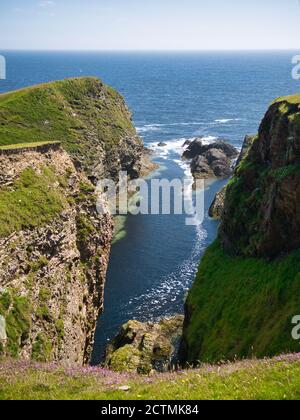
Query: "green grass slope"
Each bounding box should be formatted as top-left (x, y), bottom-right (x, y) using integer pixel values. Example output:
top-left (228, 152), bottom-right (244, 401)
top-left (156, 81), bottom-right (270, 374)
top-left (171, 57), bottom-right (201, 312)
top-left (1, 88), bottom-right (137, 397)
top-left (183, 241), bottom-right (300, 364)
top-left (0, 354), bottom-right (300, 400)
top-left (0, 78), bottom-right (136, 173)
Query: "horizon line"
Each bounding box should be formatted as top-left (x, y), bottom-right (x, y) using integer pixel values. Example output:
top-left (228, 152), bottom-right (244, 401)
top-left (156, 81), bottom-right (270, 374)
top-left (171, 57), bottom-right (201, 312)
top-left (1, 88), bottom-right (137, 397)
top-left (0, 48), bottom-right (299, 53)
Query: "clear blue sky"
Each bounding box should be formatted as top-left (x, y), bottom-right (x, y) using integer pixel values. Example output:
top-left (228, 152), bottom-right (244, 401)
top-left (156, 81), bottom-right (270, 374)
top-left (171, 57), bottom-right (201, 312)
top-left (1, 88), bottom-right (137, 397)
top-left (1, 0), bottom-right (300, 50)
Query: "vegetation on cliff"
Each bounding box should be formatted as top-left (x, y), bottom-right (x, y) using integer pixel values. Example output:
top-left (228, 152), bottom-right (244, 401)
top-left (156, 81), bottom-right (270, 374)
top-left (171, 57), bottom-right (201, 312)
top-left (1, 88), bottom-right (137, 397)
top-left (0, 166), bottom-right (66, 238)
top-left (0, 77), bottom-right (134, 148)
top-left (182, 93), bottom-right (300, 365)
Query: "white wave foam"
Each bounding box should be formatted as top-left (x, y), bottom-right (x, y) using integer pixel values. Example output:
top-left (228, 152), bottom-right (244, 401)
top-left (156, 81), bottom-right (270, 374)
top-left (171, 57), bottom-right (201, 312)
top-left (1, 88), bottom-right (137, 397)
top-left (137, 119), bottom-right (243, 134)
top-left (148, 136), bottom-right (218, 176)
top-left (148, 137), bottom-right (191, 159)
top-left (215, 118), bottom-right (241, 124)
top-left (200, 135), bottom-right (218, 145)
top-left (136, 126), bottom-right (161, 133)
top-left (136, 121), bottom-right (222, 133)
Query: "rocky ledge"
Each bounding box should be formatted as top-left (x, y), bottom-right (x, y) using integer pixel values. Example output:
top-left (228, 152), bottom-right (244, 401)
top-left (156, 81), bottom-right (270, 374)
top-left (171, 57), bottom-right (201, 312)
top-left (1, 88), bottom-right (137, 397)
top-left (182, 137), bottom-right (238, 180)
top-left (105, 316), bottom-right (184, 374)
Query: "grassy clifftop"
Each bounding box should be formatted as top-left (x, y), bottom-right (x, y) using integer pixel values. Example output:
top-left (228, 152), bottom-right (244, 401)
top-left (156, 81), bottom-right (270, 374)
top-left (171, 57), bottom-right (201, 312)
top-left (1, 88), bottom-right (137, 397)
top-left (1, 354), bottom-right (300, 400)
top-left (0, 77), bottom-right (142, 179)
top-left (182, 93), bottom-right (300, 365)
top-left (0, 77), bottom-right (134, 149)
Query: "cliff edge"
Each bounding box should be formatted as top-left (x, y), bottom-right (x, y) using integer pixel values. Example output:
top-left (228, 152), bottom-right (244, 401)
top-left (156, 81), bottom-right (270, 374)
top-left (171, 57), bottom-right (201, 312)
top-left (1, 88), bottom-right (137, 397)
top-left (181, 93), bottom-right (300, 364)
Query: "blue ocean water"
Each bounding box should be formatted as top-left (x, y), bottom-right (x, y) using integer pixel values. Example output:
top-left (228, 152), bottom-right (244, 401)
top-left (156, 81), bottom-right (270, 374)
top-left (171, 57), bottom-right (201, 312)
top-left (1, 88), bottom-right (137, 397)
top-left (0, 51), bottom-right (299, 364)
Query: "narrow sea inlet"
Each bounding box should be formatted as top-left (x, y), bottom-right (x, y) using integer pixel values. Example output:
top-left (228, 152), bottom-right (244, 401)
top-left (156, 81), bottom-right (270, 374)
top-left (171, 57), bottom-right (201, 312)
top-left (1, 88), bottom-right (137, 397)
top-left (0, 51), bottom-right (298, 365)
top-left (92, 141), bottom-right (226, 363)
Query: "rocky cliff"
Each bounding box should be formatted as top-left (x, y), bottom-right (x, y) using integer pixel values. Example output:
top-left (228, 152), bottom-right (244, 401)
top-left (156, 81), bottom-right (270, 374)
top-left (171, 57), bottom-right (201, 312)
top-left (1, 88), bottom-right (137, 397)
top-left (220, 99), bottom-right (300, 258)
top-left (0, 78), bottom-right (145, 364)
top-left (0, 144), bottom-right (113, 364)
top-left (181, 93), bottom-right (300, 364)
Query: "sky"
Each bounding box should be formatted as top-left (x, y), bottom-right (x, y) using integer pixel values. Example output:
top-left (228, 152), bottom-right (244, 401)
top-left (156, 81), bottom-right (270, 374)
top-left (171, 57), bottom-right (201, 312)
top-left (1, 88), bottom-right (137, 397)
top-left (0, 0), bottom-right (300, 51)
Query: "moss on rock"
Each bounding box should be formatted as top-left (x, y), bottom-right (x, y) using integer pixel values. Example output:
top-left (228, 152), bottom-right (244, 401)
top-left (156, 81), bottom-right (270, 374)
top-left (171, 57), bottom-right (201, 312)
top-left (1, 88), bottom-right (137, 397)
top-left (105, 316), bottom-right (184, 374)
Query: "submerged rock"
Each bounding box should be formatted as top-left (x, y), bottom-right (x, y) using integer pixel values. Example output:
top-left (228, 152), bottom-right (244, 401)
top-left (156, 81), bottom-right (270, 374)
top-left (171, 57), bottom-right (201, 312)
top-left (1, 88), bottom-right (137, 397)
top-left (157, 142), bottom-right (167, 147)
top-left (105, 316), bottom-right (184, 374)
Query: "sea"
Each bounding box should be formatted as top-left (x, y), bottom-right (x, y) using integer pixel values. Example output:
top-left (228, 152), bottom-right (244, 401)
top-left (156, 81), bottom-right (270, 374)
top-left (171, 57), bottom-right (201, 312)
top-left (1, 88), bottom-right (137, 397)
top-left (0, 50), bottom-right (299, 364)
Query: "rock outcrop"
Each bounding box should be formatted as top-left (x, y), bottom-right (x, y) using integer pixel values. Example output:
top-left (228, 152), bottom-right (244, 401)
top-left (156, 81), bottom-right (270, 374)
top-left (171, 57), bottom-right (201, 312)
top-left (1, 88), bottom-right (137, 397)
top-left (183, 138), bottom-right (238, 180)
top-left (181, 93), bottom-right (300, 365)
top-left (208, 135), bottom-right (256, 219)
top-left (208, 186), bottom-right (227, 219)
top-left (105, 316), bottom-right (184, 374)
top-left (220, 98), bottom-right (300, 258)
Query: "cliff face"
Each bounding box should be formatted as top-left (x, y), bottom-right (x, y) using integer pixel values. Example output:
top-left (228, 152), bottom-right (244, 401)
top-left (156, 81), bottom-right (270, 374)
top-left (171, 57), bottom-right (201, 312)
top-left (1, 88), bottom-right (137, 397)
top-left (181, 94), bottom-right (300, 364)
top-left (220, 97), bottom-right (300, 258)
top-left (0, 144), bottom-right (113, 364)
top-left (0, 78), bottom-right (145, 364)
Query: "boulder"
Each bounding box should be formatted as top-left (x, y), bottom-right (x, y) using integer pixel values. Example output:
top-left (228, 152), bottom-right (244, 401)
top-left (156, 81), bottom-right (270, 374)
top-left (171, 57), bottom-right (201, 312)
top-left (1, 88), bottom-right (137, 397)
top-left (182, 138), bottom-right (205, 159)
top-left (105, 316), bottom-right (184, 374)
top-left (190, 156), bottom-right (214, 178)
top-left (182, 138), bottom-right (238, 181)
top-left (182, 140), bottom-right (192, 148)
top-left (205, 148), bottom-right (229, 165)
top-left (211, 160), bottom-right (233, 178)
top-left (157, 142), bottom-right (167, 147)
top-left (183, 138), bottom-right (238, 160)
